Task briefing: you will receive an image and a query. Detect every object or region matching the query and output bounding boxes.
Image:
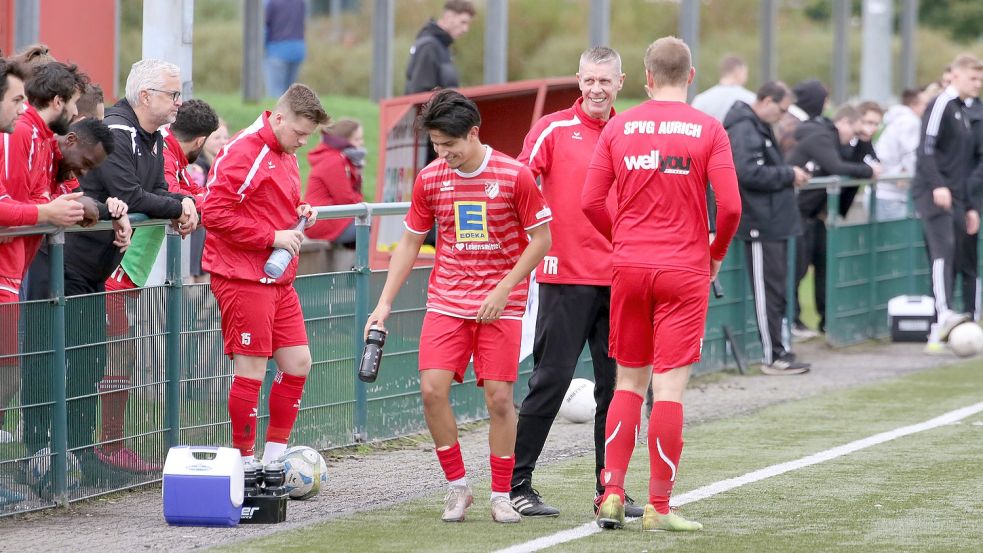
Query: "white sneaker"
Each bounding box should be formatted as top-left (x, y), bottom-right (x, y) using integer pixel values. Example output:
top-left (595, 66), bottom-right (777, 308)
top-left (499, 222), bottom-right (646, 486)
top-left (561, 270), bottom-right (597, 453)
top-left (791, 323), bottom-right (819, 341)
top-left (491, 495), bottom-right (521, 523)
top-left (441, 485), bottom-right (473, 522)
top-left (940, 312), bottom-right (972, 342)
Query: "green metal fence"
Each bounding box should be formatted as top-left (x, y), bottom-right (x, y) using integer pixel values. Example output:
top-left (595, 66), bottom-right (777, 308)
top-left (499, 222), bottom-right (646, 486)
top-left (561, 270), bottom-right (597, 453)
top-left (0, 184), bottom-right (934, 516)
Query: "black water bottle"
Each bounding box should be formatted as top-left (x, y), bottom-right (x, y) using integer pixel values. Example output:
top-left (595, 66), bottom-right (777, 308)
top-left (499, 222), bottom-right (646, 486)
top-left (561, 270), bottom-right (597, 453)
top-left (358, 325), bottom-right (387, 383)
top-left (262, 462), bottom-right (287, 497)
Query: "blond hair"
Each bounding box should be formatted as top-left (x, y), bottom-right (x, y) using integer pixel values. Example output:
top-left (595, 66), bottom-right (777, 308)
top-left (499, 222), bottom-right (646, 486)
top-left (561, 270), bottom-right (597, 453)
top-left (644, 37), bottom-right (692, 88)
top-left (276, 83), bottom-right (330, 125)
top-left (951, 53), bottom-right (983, 72)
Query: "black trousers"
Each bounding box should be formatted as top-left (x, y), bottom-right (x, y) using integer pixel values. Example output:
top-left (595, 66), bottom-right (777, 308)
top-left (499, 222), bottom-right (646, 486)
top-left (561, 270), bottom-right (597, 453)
top-left (795, 217), bottom-right (826, 330)
top-left (954, 223), bottom-right (979, 317)
top-left (21, 251), bottom-right (106, 454)
top-left (918, 200), bottom-right (978, 320)
top-left (512, 284), bottom-right (616, 493)
top-left (743, 239), bottom-right (789, 365)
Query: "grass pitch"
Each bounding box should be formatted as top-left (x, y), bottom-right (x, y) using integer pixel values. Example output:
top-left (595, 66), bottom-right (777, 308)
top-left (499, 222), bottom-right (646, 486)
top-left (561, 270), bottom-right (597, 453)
top-left (217, 359), bottom-right (983, 553)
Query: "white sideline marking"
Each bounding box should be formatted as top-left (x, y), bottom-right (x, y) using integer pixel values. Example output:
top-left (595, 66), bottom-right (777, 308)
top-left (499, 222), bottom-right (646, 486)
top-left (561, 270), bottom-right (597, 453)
top-left (494, 402), bottom-right (983, 553)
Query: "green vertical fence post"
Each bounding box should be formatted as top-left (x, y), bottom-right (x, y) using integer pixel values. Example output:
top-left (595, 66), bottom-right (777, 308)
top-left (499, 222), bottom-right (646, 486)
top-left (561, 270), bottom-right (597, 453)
top-left (165, 229), bottom-right (183, 448)
top-left (906, 190), bottom-right (917, 292)
top-left (826, 181), bottom-right (842, 345)
top-left (867, 187), bottom-right (879, 339)
top-left (48, 230), bottom-right (68, 502)
top-left (353, 207), bottom-right (371, 442)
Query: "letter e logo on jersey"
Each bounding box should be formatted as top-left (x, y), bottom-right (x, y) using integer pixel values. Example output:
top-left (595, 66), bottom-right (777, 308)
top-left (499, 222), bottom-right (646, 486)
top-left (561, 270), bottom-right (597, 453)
top-left (454, 201), bottom-right (488, 242)
top-left (241, 332), bottom-right (251, 346)
top-left (484, 181), bottom-right (499, 199)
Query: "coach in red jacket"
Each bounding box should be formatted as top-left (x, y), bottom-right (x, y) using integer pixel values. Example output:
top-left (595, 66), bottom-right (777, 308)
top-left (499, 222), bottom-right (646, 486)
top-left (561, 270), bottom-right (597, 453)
top-left (202, 83), bottom-right (328, 468)
top-left (509, 46), bottom-right (647, 519)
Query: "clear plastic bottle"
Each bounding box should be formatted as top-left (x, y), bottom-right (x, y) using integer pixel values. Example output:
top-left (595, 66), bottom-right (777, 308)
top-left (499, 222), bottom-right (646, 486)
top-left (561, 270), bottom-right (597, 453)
top-left (264, 216), bottom-right (308, 279)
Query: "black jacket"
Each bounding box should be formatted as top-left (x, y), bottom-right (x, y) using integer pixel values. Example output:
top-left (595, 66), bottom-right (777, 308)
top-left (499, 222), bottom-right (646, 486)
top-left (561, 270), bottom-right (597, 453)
top-left (404, 20), bottom-right (458, 94)
top-left (836, 138), bottom-right (878, 218)
top-left (913, 90), bottom-right (977, 212)
top-left (964, 97), bottom-right (983, 211)
top-left (787, 117), bottom-right (874, 219)
top-left (723, 101), bottom-right (800, 241)
top-left (64, 99), bottom-right (187, 287)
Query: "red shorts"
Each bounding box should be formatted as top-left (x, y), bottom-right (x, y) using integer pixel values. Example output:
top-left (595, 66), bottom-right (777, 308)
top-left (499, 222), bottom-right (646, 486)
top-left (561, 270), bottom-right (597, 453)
top-left (609, 266), bottom-right (710, 371)
top-left (210, 275), bottom-right (308, 358)
top-left (418, 311), bottom-right (521, 386)
top-left (104, 267), bottom-right (140, 338)
top-left (0, 289), bottom-right (18, 367)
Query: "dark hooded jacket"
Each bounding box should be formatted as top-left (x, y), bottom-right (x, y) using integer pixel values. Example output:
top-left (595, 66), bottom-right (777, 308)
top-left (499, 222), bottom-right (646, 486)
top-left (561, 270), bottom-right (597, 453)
top-left (404, 20), bottom-right (458, 94)
top-left (787, 117), bottom-right (874, 219)
top-left (724, 100), bottom-right (800, 240)
top-left (65, 99), bottom-right (188, 287)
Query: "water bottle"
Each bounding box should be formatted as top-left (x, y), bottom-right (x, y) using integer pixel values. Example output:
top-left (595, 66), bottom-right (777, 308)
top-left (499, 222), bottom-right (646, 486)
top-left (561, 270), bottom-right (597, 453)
top-left (264, 216), bottom-right (308, 279)
top-left (262, 462), bottom-right (287, 497)
top-left (358, 325), bottom-right (387, 383)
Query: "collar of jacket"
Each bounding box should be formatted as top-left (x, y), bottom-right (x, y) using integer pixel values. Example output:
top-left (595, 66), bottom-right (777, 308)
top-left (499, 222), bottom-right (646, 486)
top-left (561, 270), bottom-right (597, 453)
top-left (258, 111), bottom-right (287, 154)
top-left (572, 97), bottom-right (615, 132)
top-left (19, 103), bottom-right (54, 142)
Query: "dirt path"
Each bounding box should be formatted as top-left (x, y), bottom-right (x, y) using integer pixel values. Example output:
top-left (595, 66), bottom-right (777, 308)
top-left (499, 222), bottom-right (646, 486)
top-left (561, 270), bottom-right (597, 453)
top-left (0, 340), bottom-right (960, 552)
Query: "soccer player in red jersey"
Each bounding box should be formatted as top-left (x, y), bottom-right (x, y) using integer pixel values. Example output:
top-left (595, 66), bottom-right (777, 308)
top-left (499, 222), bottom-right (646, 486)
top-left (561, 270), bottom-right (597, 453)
top-left (509, 46), bottom-right (647, 518)
top-left (366, 90), bottom-right (552, 524)
top-left (582, 37), bottom-right (742, 532)
top-left (201, 84), bottom-right (328, 467)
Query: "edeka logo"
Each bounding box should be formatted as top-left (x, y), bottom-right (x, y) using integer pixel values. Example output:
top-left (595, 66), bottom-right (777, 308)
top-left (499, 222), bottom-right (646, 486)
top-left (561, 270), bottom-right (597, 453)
top-left (623, 149), bottom-right (660, 170)
top-left (454, 201), bottom-right (488, 242)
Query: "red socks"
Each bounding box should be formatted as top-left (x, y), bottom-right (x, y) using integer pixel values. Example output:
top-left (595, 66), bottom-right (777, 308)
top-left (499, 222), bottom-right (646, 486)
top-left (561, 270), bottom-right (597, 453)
top-left (435, 441), bottom-right (466, 482)
top-left (490, 455), bottom-right (515, 493)
top-left (649, 401), bottom-right (684, 514)
top-left (599, 390), bottom-right (643, 502)
top-left (228, 375), bottom-right (262, 457)
top-left (267, 370), bottom-right (306, 443)
top-left (98, 376), bottom-right (131, 451)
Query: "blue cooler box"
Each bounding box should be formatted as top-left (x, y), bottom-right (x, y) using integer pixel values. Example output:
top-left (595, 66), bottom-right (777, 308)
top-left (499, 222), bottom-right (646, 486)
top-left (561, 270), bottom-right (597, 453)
top-left (163, 446), bottom-right (244, 527)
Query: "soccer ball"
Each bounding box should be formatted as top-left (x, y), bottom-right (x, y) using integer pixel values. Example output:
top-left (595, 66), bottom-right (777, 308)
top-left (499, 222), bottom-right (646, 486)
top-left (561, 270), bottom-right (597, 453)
top-left (277, 446), bottom-right (326, 500)
top-left (948, 322), bottom-right (983, 357)
top-left (26, 448), bottom-right (83, 493)
top-left (558, 378), bottom-right (596, 424)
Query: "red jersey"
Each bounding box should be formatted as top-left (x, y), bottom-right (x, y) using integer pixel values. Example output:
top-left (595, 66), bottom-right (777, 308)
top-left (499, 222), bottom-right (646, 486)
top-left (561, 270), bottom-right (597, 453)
top-left (519, 97), bottom-right (615, 286)
top-left (162, 127), bottom-right (205, 202)
top-left (0, 142), bottom-right (39, 228)
top-left (0, 105), bottom-right (58, 285)
top-left (405, 146), bottom-right (552, 319)
top-left (202, 112), bottom-right (304, 284)
top-left (582, 100), bottom-right (741, 274)
top-left (304, 144), bottom-right (363, 241)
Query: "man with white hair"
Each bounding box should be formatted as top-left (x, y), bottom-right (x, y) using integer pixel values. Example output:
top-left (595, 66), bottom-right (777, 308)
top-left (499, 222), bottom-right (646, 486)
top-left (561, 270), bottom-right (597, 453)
top-left (61, 59), bottom-right (197, 478)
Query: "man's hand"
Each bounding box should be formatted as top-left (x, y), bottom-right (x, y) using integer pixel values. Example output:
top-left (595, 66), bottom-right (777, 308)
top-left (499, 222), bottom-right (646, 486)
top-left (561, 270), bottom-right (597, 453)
top-left (933, 187), bottom-right (952, 210)
top-left (476, 283), bottom-right (509, 324)
top-left (112, 215), bottom-right (132, 252)
top-left (365, 304), bottom-right (392, 339)
top-left (967, 210), bottom-right (980, 236)
top-left (870, 163), bottom-right (883, 180)
top-left (175, 197), bottom-right (199, 237)
top-left (37, 192), bottom-right (85, 227)
top-left (298, 204), bottom-right (317, 228)
top-left (710, 258), bottom-right (723, 281)
top-left (792, 166), bottom-right (811, 187)
top-left (106, 197), bottom-right (129, 219)
top-left (273, 229), bottom-right (304, 257)
top-left (77, 196), bottom-right (101, 227)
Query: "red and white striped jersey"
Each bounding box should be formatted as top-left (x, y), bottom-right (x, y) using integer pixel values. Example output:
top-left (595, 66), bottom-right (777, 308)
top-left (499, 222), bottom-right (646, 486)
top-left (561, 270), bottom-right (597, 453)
top-left (519, 97), bottom-right (615, 286)
top-left (405, 146), bottom-right (552, 319)
top-left (202, 111), bottom-right (303, 284)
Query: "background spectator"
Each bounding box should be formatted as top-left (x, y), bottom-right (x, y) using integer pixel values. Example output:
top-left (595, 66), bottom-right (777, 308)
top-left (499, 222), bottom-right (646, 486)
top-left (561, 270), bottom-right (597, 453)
top-left (869, 88), bottom-right (928, 221)
top-left (404, 0), bottom-right (475, 95)
top-left (691, 55), bottom-right (756, 122)
top-left (304, 118), bottom-right (365, 247)
top-left (776, 79), bottom-right (829, 154)
top-left (265, 0), bottom-right (307, 97)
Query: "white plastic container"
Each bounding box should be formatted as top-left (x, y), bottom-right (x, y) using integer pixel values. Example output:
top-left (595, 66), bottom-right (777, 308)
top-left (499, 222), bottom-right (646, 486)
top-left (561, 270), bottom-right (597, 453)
top-left (887, 295), bottom-right (935, 342)
top-left (162, 446), bottom-right (244, 527)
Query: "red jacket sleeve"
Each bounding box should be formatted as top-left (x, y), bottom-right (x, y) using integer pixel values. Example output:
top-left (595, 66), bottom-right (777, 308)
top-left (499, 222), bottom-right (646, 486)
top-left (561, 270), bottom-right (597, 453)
top-left (4, 127), bottom-right (33, 202)
top-left (201, 154), bottom-right (276, 251)
top-left (581, 129), bottom-right (615, 241)
top-left (707, 126), bottom-right (742, 261)
top-left (0, 195), bottom-right (39, 226)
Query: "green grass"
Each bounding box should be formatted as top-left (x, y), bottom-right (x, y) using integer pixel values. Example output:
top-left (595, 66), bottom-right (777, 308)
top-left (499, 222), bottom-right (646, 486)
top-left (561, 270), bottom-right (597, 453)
top-left (218, 360), bottom-right (983, 553)
top-left (194, 92), bottom-right (380, 201)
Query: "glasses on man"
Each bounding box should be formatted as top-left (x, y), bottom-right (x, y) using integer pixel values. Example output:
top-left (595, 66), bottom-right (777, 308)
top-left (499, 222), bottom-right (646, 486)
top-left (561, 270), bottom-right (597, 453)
top-left (147, 88), bottom-right (182, 103)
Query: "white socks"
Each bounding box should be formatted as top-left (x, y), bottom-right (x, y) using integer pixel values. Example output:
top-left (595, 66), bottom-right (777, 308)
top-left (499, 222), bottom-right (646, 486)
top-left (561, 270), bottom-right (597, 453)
top-left (261, 441), bottom-right (288, 465)
top-left (448, 476), bottom-right (469, 489)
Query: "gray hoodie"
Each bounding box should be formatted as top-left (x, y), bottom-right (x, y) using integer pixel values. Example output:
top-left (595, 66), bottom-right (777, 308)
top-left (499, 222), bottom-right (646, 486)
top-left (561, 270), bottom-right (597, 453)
top-left (874, 104), bottom-right (921, 201)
